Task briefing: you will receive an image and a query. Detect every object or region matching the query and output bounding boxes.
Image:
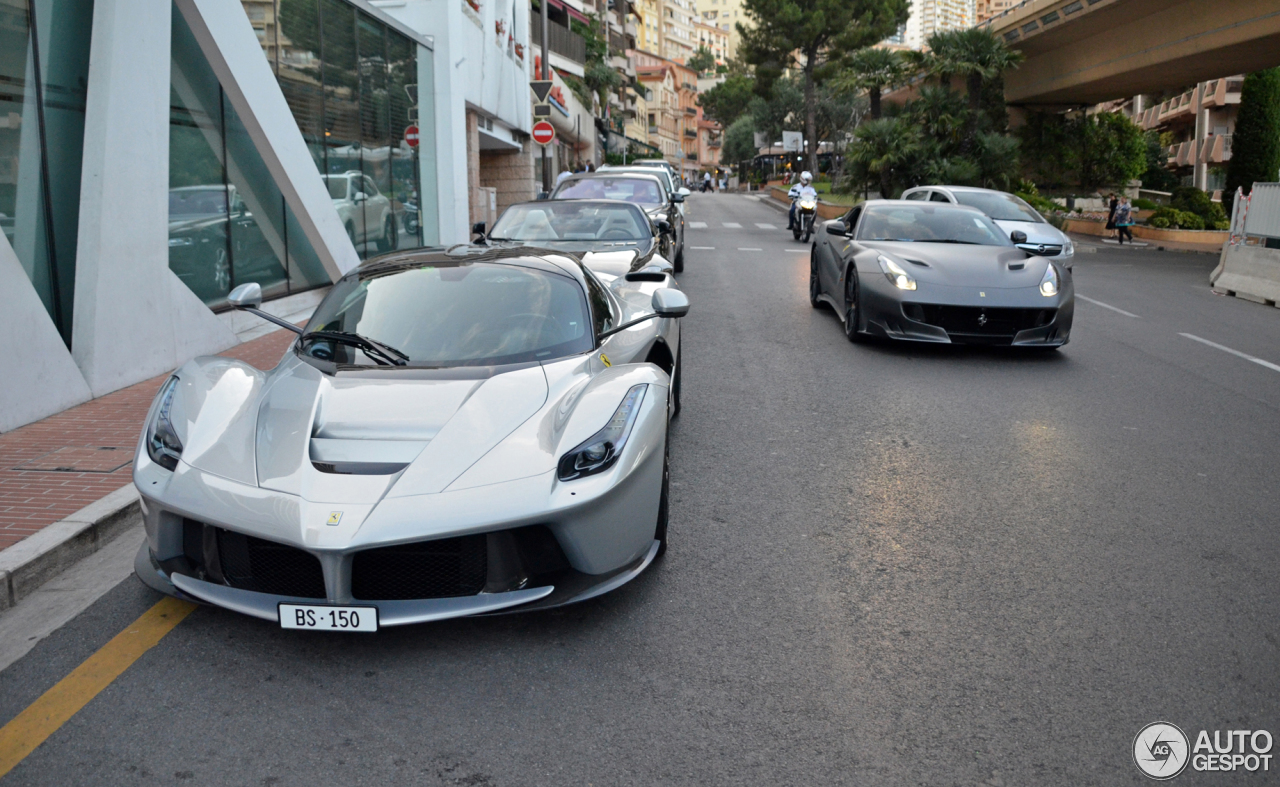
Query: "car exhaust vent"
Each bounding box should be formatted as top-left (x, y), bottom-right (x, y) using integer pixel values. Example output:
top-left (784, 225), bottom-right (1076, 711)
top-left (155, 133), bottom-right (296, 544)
top-left (180, 519), bottom-right (326, 599)
top-left (352, 534), bottom-right (488, 601)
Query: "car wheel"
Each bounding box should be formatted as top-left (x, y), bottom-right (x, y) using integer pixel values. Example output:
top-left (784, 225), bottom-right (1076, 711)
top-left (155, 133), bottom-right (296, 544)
top-left (844, 267), bottom-right (865, 343)
top-left (809, 250), bottom-right (823, 308)
top-left (654, 421), bottom-right (669, 557)
top-left (377, 215), bottom-right (397, 252)
top-left (212, 247), bottom-right (231, 294)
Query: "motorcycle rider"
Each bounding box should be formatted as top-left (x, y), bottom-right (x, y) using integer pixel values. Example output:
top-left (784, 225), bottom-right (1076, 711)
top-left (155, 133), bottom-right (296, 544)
top-left (787, 171), bottom-right (818, 230)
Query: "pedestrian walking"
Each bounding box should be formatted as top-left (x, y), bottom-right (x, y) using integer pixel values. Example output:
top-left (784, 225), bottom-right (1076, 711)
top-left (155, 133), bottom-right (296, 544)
top-left (1105, 193), bottom-right (1119, 238)
top-left (702, 171), bottom-right (712, 193)
top-left (1115, 197), bottom-right (1134, 244)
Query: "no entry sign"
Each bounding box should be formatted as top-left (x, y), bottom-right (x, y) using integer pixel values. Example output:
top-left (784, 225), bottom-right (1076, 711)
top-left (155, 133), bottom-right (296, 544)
top-left (532, 120), bottom-right (555, 146)
top-left (404, 125), bottom-right (419, 147)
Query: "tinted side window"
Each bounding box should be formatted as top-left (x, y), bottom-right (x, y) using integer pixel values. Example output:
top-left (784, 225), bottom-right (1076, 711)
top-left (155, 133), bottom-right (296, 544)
top-left (843, 206), bottom-right (862, 232)
top-left (904, 191), bottom-right (928, 201)
top-left (583, 271), bottom-right (614, 338)
top-left (930, 191), bottom-right (952, 202)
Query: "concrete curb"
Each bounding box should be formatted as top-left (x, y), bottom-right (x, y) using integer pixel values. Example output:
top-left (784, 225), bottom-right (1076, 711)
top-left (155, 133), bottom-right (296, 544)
top-left (0, 484), bottom-right (140, 611)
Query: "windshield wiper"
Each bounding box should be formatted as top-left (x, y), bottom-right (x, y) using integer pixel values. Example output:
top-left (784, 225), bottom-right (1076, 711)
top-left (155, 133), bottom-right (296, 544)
top-left (918, 239), bottom-right (981, 244)
top-left (867, 237), bottom-right (916, 242)
top-left (302, 330), bottom-right (409, 366)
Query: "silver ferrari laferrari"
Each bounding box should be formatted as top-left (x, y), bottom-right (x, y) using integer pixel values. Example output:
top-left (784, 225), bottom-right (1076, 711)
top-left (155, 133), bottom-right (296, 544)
top-left (133, 244), bottom-right (688, 631)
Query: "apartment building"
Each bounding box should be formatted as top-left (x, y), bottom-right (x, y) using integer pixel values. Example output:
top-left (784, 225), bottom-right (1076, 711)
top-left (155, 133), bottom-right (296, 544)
top-left (695, 20), bottom-right (731, 64)
top-left (974, 0), bottom-right (1016, 24)
top-left (1130, 77), bottom-right (1244, 193)
top-left (637, 64), bottom-right (683, 163)
top-left (660, 0), bottom-right (699, 62)
top-left (699, 0), bottom-right (747, 59)
top-left (901, 0), bottom-right (975, 49)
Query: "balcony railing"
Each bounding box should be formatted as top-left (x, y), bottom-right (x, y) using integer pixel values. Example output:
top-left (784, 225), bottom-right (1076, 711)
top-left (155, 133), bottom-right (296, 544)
top-left (531, 21), bottom-right (586, 64)
top-left (683, 128), bottom-right (697, 138)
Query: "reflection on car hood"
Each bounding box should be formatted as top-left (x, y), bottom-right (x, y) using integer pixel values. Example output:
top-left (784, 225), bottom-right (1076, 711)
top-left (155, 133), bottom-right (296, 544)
top-left (168, 213), bottom-right (227, 234)
top-left (991, 219), bottom-right (1068, 246)
top-left (868, 242), bottom-right (1049, 289)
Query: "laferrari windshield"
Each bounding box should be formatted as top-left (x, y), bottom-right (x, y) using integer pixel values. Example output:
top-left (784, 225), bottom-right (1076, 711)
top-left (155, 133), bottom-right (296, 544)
top-left (303, 262), bottom-right (593, 367)
top-left (490, 202), bottom-right (652, 242)
top-left (857, 204), bottom-right (1013, 246)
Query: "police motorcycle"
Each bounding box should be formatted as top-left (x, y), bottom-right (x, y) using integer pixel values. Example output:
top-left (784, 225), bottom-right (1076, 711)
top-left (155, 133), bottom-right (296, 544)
top-left (788, 171), bottom-right (819, 243)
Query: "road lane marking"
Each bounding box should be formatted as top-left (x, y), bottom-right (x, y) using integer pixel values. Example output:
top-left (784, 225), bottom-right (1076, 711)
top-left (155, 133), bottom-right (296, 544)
top-left (688, 221), bottom-right (707, 229)
top-left (786, 249), bottom-right (807, 253)
top-left (738, 247), bottom-right (762, 251)
top-left (690, 246), bottom-right (716, 250)
top-left (723, 222), bottom-right (742, 228)
top-left (1077, 295), bottom-right (1140, 318)
top-left (0, 596), bottom-right (196, 778)
top-left (1180, 333), bottom-right (1280, 373)
top-left (754, 223), bottom-right (776, 229)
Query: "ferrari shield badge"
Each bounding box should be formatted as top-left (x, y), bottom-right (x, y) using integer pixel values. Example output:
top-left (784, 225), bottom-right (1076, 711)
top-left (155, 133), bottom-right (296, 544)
top-left (326, 511), bottom-right (343, 526)
top-left (600, 354), bottom-right (612, 368)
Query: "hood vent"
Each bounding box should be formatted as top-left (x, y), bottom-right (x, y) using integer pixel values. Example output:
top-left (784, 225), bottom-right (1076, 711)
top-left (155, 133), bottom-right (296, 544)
top-left (309, 437), bottom-right (426, 476)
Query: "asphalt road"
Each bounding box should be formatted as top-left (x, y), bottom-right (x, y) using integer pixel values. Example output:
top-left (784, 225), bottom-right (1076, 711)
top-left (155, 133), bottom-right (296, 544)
top-left (3, 193), bottom-right (1279, 786)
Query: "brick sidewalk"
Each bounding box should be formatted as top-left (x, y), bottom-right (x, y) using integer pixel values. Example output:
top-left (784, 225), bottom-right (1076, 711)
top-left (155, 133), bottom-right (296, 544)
top-left (0, 328), bottom-right (298, 551)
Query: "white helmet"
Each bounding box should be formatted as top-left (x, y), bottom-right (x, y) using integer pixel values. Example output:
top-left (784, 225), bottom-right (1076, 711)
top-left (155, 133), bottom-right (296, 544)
top-left (800, 171), bottom-right (813, 185)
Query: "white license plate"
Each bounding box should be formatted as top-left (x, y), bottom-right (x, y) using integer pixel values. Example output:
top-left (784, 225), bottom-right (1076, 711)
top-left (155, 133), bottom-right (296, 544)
top-left (279, 603), bottom-right (378, 632)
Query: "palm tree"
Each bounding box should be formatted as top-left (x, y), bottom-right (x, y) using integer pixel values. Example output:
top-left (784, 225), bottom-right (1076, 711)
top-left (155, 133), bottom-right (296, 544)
top-left (838, 47), bottom-right (907, 119)
top-left (847, 116), bottom-right (920, 198)
top-left (920, 28), bottom-right (1023, 150)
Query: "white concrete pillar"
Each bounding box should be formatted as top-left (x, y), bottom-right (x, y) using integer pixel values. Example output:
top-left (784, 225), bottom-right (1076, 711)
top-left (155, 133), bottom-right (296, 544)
top-left (71, 0), bottom-right (237, 397)
top-left (1193, 82), bottom-right (1208, 192)
top-left (0, 232), bottom-right (92, 431)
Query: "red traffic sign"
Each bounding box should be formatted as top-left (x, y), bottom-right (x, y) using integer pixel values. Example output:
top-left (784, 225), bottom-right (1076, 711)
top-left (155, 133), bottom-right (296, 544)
top-left (532, 120), bottom-right (556, 146)
top-left (404, 125), bottom-right (419, 147)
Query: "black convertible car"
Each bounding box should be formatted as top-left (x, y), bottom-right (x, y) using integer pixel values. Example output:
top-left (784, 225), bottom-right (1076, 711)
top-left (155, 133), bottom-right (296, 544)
top-left (809, 200), bottom-right (1074, 348)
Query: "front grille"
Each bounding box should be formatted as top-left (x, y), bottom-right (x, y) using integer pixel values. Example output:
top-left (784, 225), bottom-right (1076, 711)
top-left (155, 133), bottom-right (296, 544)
top-left (351, 534), bottom-right (488, 601)
top-left (911, 304), bottom-right (1054, 343)
top-left (181, 519), bottom-right (326, 599)
top-left (1018, 243), bottom-right (1063, 256)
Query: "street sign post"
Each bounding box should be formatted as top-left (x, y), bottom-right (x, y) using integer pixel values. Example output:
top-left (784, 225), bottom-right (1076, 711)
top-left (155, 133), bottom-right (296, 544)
top-left (532, 121), bottom-right (556, 146)
top-left (403, 125), bottom-right (419, 148)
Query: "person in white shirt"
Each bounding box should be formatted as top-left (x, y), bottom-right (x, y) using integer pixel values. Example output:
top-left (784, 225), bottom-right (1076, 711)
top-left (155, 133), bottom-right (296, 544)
top-left (787, 171), bottom-right (817, 230)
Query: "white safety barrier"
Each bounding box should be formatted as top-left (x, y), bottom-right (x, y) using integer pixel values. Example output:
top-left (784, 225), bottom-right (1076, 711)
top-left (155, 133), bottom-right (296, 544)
top-left (1213, 184), bottom-right (1280, 305)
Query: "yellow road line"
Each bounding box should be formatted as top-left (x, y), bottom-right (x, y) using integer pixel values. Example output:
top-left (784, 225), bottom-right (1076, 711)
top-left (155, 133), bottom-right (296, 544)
top-left (0, 596), bottom-right (196, 779)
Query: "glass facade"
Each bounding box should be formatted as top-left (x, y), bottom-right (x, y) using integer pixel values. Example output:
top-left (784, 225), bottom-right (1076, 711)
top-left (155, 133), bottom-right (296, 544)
top-left (169, 0), bottom-right (434, 309)
top-left (0, 0), bottom-right (95, 345)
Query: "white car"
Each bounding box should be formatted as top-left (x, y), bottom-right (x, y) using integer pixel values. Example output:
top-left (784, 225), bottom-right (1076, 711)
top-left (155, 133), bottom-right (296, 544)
top-left (900, 185), bottom-right (1074, 267)
top-left (324, 172), bottom-right (397, 252)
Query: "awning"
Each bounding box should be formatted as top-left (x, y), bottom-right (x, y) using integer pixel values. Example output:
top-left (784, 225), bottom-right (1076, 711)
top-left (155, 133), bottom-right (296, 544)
top-left (537, 0), bottom-right (590, 26)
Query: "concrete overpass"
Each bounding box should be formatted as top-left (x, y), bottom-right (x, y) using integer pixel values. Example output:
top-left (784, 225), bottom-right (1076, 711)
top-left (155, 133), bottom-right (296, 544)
top-left (982, 0), bottom-right (1280, 107)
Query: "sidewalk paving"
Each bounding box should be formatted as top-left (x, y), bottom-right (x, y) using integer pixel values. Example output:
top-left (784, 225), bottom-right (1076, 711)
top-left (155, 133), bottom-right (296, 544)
top-left (1068, 231), bottom-right (1221, 255)
top-left (0, 328), bottom-right (297, 552)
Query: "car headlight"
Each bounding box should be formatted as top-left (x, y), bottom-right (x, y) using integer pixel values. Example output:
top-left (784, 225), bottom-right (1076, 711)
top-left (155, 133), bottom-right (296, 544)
top-left (877, 255), bottom-right (917, 291)
top-left (557, 384), bottom-right (647, 481)
top-left (146, 376), bottom-right (184, 471)
top-left (1039, 263), bottom-right (1060, 297)
top-left (1060, 239), bottom-right (1074, 257)
top-left (799, 199), bottom-right (817, 210)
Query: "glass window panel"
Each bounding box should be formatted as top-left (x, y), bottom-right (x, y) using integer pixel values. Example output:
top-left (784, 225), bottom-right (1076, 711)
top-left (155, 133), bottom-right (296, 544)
top-left (170, 9), bottom-right (232, 304)
top-left (413, 43), bottom-right (437, 246)
top-left (285, 198), bottom-right (328, 290)
top-left (320, 0), bottom-right (363, 255)
top-left (222, 89), bottom-right (289, 300)
top-left (357, 14), bottom-right (393, 255)
top-left (276, 0), bottom-right (326, 172)
top-left (386, 31), bottom-right (420, 247)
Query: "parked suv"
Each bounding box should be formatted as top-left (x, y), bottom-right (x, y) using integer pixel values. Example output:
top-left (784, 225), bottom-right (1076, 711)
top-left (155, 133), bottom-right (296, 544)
top-left (900, 185), bottom-right (1074, 266)
top-left (324, 171), bottom-right (397, 252)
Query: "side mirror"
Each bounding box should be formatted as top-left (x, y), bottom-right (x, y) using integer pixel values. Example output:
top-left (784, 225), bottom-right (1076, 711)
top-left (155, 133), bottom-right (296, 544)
top-left (536, 191), bottom-right (550, 201)
top-left (656, 219), bottom-right (672, 234)
top-left (472, 222), bottom-right (486, 236)
top-left (227, 282), bottom-right (263, 309)
top-left (678, 187), bottom-right (691, 197)
top-left (1010, 230), bottom-right (1028, 244)
top-left (671, 193), bottom-right (685, 203)
top-left (826, 221), bottom-right (847, 236)
top-left (353, 191), bottom-right (367, 203)
top-left (651, 288), bottom-right (690, 318)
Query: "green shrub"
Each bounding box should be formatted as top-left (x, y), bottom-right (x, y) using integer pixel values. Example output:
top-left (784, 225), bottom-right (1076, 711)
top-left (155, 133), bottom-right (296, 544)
top-left (1213, 220), bottom-right (1230, 231)
top-left (1132, 198), bottom-right (1159, 210)
top-left (1177, 211), bottom-right (1205, 230)
top-left (1149, 216), bottom-right (1170, 229)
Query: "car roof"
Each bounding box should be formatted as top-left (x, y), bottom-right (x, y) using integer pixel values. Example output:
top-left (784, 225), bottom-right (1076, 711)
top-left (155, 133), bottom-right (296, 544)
top-left (556, 171), bottom-right (669, 193)
top-left (862, 198), bottom-right (986, 212)
top-left (910, 185), bottom-right (1007, 195)
top-left (354, 245), bottom-right (591, 285)
top-left (499, 197), bottom-right (652, 215)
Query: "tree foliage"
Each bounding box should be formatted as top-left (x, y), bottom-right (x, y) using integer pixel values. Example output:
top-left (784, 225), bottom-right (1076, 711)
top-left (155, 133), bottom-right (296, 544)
top-left (688, 46), bottom-right (717, 75)
top-left (722, 116), bottom-right (760, 167)
top-left (1018, 110), bottom-right (1146, 190)
top-left (835, 47), bottom-right (906, 119)
top-left (698, 73), bottom-right (756, 129)
top-left (737, 0), bottom-right (907, 172)
top-left (1225, 68), bottom-right (1280, 201)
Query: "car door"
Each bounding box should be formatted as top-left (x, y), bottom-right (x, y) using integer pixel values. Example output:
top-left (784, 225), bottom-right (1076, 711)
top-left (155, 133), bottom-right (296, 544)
top-left (821, 204), bottom-right (861, 297)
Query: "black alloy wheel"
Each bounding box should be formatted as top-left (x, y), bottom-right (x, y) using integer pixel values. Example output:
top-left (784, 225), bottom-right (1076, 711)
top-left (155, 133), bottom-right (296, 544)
top-left (809, 250), bottom-right (823, 308)
top-left (844, 267), bottom-right (864, 343)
